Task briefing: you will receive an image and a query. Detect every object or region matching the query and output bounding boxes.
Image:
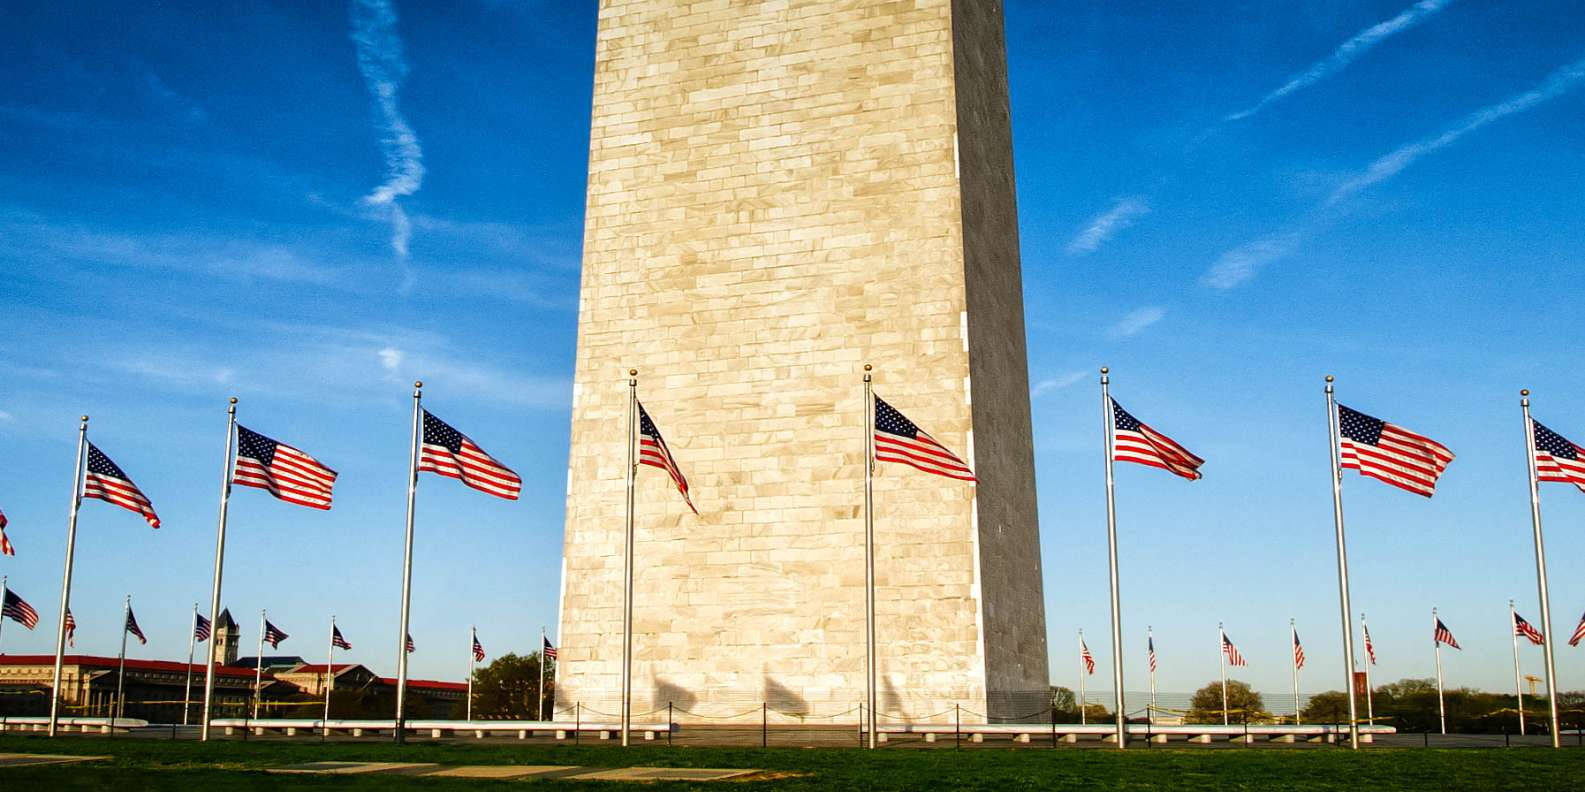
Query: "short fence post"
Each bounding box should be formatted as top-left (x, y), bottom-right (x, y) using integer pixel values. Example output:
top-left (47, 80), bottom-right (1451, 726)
top-left (856, 703), bottom-right (862, 748)
top-left (955, 703), bottom-right (961, 749)
top-left (762, 702), bottom-right (767, 749)
top-left (1504, 725), bottom-right (1509, 748)
top-left (1146, 707), bottom-right (1152, 748)
top-left (1050, 705), bottom-right (1056, 748)
top-left (667, 702), bottom-right (673, 747)
top-left (575, 702), bottom-right (580, 746)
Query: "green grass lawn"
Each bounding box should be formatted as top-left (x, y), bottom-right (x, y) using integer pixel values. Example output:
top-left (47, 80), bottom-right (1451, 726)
top-left (2, 734), bottom-right (1581, 790)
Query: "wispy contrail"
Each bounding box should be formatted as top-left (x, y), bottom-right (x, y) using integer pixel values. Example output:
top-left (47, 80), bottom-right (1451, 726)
top-left (1226, 0), bottom-right (1455, 122)
top-left (1066, 197), bottom-right (1150, 255)
top-left (351, 0), bottom-right (424, 263)
top-left (1329, 56), bottom-right (1585, 204)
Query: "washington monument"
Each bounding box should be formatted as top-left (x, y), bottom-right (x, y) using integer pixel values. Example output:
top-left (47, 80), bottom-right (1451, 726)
top-left (556, 0), bottom-right (1047, 722)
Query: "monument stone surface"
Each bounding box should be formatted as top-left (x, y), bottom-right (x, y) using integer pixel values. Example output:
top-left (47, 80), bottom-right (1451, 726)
top-left (556, 0), bottom-right (1047, 722)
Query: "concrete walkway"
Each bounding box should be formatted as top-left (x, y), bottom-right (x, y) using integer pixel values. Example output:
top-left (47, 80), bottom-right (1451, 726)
top-left (267, 761), bottom-right (763, 781)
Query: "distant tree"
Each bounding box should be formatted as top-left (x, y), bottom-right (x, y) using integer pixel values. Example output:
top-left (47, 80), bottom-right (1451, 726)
top-left (452, 652), bottom-right (552, 719)
top-left (1300, 690), bottom-right (1350, 724)
top-left (1049, 686), bottom-right (1077, 721)
top-left (1187, 680), bottom-right (1265, 724)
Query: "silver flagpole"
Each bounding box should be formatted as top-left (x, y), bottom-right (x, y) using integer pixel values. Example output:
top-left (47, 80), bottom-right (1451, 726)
top-left (200, 398), bottom-right (236, 741)
top-left (253, 609), bottom-right (266, 720)
top-left (1433, 607), bottom-right (1446, 735)
top-left (468, 627), bottom-right (476, 722)
top-left (537, 625), bottom-right (545, 722)
top-left (622, 369), bottom-right (638, 748)
top-left (1291, 619), bottom-right (1301, 725)
top-left (1148, 625), bottom-right (1156, 722)
top-left (394, 380), bottom-right (423, 743)
top-left (1218, 623), bottom-right (1228, 726)
top-left (1324, 376), bottom-right (1361, 749)
top-left (1361, 613), bottom-right (1375, 725)
top-left (1098, 368), bottom-right (1126, 749)
top-left (183, 604), bottom-right (197, 726)
top-left (1520, 390), bottom-right (1562, 748)
top-left (116, 595), bottom-right (131, 721)
top-left (324, 616), bottom-right (336, 736)
top-left (1078, 629), bottom-right (1087, 726)
top-left (862, 364), bottom-right (877, 749)
top-left (47, 415), bottom-right (88, 738)
top-left (1510, 601), bottom-right (1525, 736)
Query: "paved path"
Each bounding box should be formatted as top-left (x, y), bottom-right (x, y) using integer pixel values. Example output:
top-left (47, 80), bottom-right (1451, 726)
top-left (267, 761), bottom-right (762, 781)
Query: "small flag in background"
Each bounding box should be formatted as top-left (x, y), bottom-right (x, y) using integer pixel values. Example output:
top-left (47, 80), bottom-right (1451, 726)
top-left (472, 633), bottom-right (485, 662)
top-left (0, 508), bottom-right (13, 556)
top-left (82, 443), bottom-right (160, 528)
top-left (1293, 631), bottom-right (1306, 670)
top-left (233, 425), bottom-right (338, 509)
top-left (195, 613), bottom-right (211, 642)
top-left (332, 625), bottom-right (351, 651)
top-left (2, 588), bottom-right (39, 629)
top-left (1222, 633), bottom-right (1248, 667)
top-left (264, 620), bottom-right (288, 649)
top-left (1533, 420), bottom-right (1585, 493)
top-left (65, 608), bottom-right (76, 647)
top-left (638, 402), bottom-right (697, 513)
top-left (1148, 635), bottom-right (1158, 673)
top-left (1434, 618), bottom-right (1461, 650)
top-left (1569, 613), bottom-right (1585, 648)
top-left (1514, 612), bottom-right (1545, 646)
top-left (1364, 624), bottom-right (1377, 665)
top-left (1110, 399), bottom-right (1205, 480)
top-left (1080, 639), bottom-right (1095, 674)
top-left (543, 636), bottom-right (558, 661)
top-left (406, 633), bottom-right (415, 654)
top-left (419, 410), bottom-right (521, 500)
top-left (873, 396), bottom-right (976, 482)
top-left (1337, 405), bottom-right (1454, 497)
top-left (125, 606), bottom-right (147, 645)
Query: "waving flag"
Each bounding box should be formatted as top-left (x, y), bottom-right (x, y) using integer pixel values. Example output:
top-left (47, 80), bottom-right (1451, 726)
top-left (1337, 405), bottom-right (1454, 497)
top-left (1434, 619), bottom-right (1461, 650)
top-left (1222, 632), bottom-right (1247, 667)
top-left (1569, 613), bottom-right (1585, 648)
top-left (233, 425), bottom-right (338, 509)
top-left (873, 396), bottom-right (975, 482)
top-left (1293, 630), bottom-right (1306, 670)
top-left (2, 588), bottom-right (39, 629)
top-left (543, 636), bottom-right (558, 661)
top-left (0, 508), bottom-right (13, 556)
top-left (418, 410), bottom-right (521, 500)
top-left (332, 625), bottom-right (351, 650)
top-left (264, 619), bottom-right (288, 649)
top-left (1533, 420), bottom-right (1585, 493)
top-left (125, 607), bottom-right (147, 645)
top-left (1514, 612), bottom-right (1545, 646)
top-left (65, 608), bottom-right (76, 647)
top-left (1110, 399), bottom-right (1205, 480)
top-left (405, 633), bottom-right (415, 654)
top-left (638, 402), bottom-right (697, 513)
top-left (1364, 624), bottom-right (1377, 665)
top-left (472, 633), bottom-right (486, 662)
top-left (1080, 639), bottom-right (1095, 674)
top-left (83, 443), bottom-right (160, 527)
top-left (195, 613), bottom-right (211, 642)
top-left (1147, 635), bottom-right (1157, 673)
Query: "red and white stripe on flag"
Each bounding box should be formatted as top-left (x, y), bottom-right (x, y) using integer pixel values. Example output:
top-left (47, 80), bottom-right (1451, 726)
top-left (0, 508), bottom-right (12, 556)
top-left (1110, 399), bottom-right (1205, 480)
top-left (873, 396), bottom-right (976, 482)
top-left (1080, 641), bottom-right (1095, 674)
top-left (1337, 405), bottom-right (1454, 497)
top-left (82, 443), bottom-right (160, 528)
top-left (1532, 420), bottom-right (1585, 493)
top-left (233, 425), bottom-right (338, 510)
top-left (1363, 625), bottom-right (1377, 665)
top-left (1222, 634), bottom-right (1247, 667)
top-left (1293, 632), bottom-right (1306, 670)
top-left (638, 402), bottom-right (697, 513)
top-left (418, 410), bottom-right (522, 500)
top-left (1570, 613), bottom-right (1585, 648)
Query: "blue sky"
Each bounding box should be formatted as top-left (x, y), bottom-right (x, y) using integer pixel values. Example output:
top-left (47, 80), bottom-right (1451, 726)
top-left (1, 1), bottom-right (1583, 702)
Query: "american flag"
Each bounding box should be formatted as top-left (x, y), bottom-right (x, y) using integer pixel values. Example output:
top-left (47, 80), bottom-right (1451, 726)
top-left (1533, 420), bottom-right (1585, 493)
top-left (2, 588), bottom-right (39, 629)
top-left (125, 606), bottom-right (147, 645)
top-left (195, 613), bottom-right (211, 642)
top-left (1110, 399), bottom-right (1205, 480)
top-left (1148, 635), bottom-right (1157, 673)
top-left (406, 633), bottom-right (415, 654)
top-left (83, 443), bottom-right (160, 528)
top-left (1363, 624), bottom-right (1377, 665)
top-left (65, 608), bottom-right (76, 647)
top-left (1080, 639), bottom-right (1095, 674)
top-left (264, 619), bottom-right (288, 649)
top-left (1514, 612), bottom-right (1545, 646)
top-left (543, 636), bottom-right (557, 661)
top-left (418, 410), bottom-right (521, 500)
top-left (1569, 612), bottom-right (1585, 648)
top-left (332, 625), bottom-right (351, 650)
top-left (638, 402), bottom-right (697, 513)
top-left (233, 425), bottom-right (338, 509)
top-left (0, 508), bottom-right (13, 556)
top-left (1222, 632), bottom-right (1247, 667)
top-left (1434, 618), bottom-right (1461, 650)
top-left (472, 633), bottom-right (486, 662)
top-left (873, 396), bottom-right (976, 482)
top-left (1337, 405), bottom-right (1454, 497)
top-left (1292, 630), bottom-right (1306, 670)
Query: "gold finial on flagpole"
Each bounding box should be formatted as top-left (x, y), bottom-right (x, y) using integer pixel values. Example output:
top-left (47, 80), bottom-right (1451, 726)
top-left (1521, 389), bottom-right (1530, 396)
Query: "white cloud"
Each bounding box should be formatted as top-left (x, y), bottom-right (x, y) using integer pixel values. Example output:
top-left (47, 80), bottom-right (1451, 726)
top-left (0, 410), bottom-right (14, 422)
top-left (1066, 198), bottom-right (1150, 255)
top-left (1329, 55), bottom-right (1585, 204)
top-left (351, 0), bottom-right (425, 264)
top-left (378, 347), bottom-right (404, 372)
top-left (1111, 306), bottom-right (1166, 338)
top-left (1030, 371), bottom-right (1088, 399)
top-left (1227, 0), bottom-right (1456, 122)
top-left (1202, 233), bottom-right (1301, 290)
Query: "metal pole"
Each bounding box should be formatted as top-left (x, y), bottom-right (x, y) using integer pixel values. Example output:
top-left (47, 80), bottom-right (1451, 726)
top-left (183, 604), bottom-right (197, 726)
top-left (1292, 619), bottom-right (1301, 726)
top-left (1434, 608), bottom-right (1446, 735)
top-left (622, 370), bottom-right (638, 748)
top-left (1099, 368), bottom-right (1126, 749)
top-left (1361, 614), bottom-right (1375, 725)
top-left (537, 625), bottom-right (544, 722)
top-left (324, 617), bottom-right (336, 736)
top-left (115, 595), bottom-right (130, 724)
top-left (47, 415), bottom-right (88, 738)
top-left (1148, 626), bottom-right (1157, 724)
top-left (0, 577), bottom-right (6, 653)
top-left (863, 364), bottom-right (877, 749)
top-left (253, 610), bottom-right (266, 720)
top-left (1219, 623), bottom-right (1228, 726)
top-left (1078, 629), bottom-right (1086, 725)
top-left (394, 380), bottom-right (423, 742)
top-left (1511, 601), bottom-right (1525, 736)
top-left (200, 398), bottom-right (236, 741)
top-left (1324, 376), bottom-right (1361, 749)
top-left (1521, 390), bottom-right (1562, 747)
top-left (470, 627), bottom-right (478, 722)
